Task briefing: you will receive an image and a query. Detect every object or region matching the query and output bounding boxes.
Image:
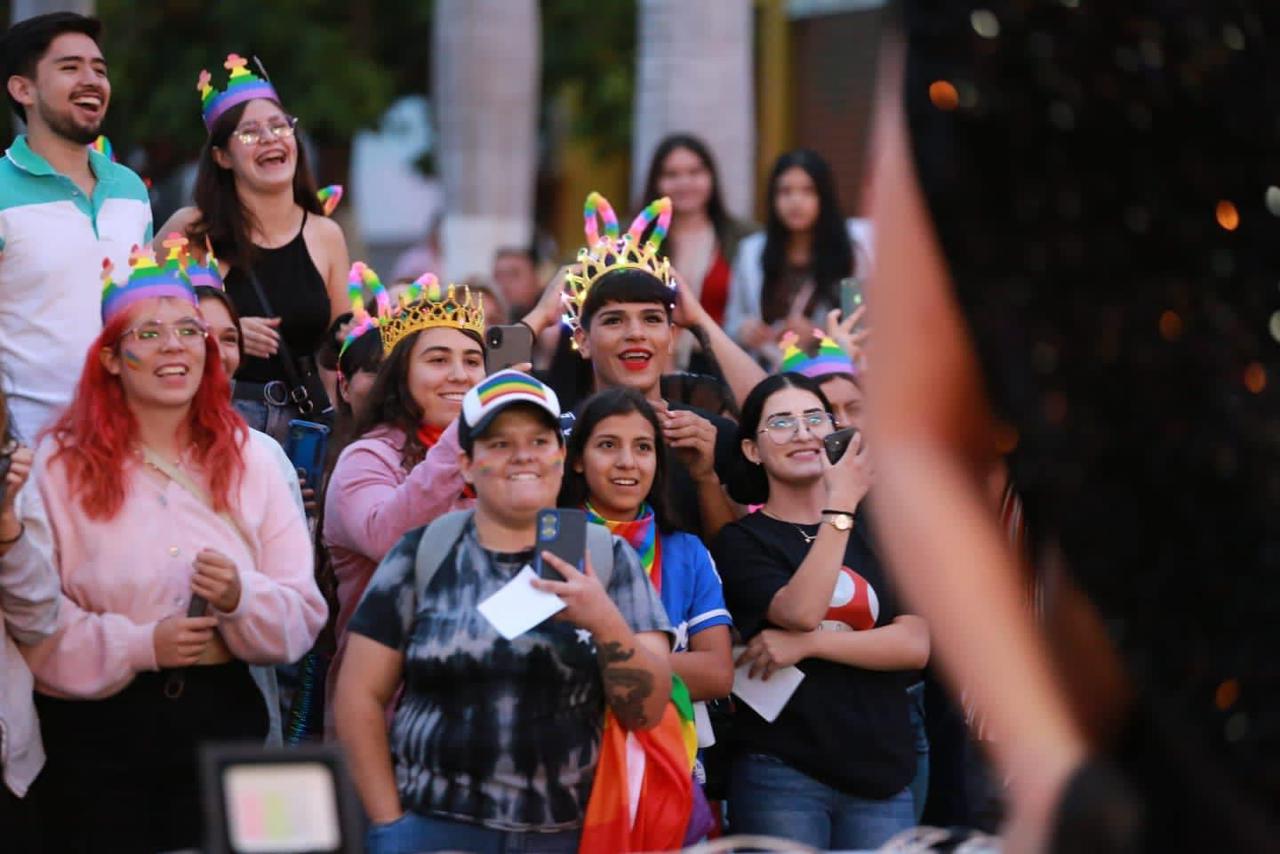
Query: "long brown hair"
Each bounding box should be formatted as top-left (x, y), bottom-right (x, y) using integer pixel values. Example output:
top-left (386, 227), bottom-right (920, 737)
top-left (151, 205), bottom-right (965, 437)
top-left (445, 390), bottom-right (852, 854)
top-left (187, 99), bottom-right (322, 267)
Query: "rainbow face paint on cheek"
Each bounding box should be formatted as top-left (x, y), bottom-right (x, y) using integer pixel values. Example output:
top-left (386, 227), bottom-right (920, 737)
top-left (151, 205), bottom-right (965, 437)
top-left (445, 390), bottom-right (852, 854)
top-left (122, 348), bottom-right (144, 371)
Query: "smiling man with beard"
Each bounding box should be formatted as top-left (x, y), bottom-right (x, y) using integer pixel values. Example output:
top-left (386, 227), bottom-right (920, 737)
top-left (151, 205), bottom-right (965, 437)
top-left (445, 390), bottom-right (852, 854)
top-left (0, 13), bottom-right (153, 441)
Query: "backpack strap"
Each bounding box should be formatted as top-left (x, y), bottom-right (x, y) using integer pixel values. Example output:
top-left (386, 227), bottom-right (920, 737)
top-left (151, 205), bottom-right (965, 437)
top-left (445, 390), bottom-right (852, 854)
top-left (413, 509), bottom-right (475, 599)
top-left (585, 522), bottom-right (615, 589)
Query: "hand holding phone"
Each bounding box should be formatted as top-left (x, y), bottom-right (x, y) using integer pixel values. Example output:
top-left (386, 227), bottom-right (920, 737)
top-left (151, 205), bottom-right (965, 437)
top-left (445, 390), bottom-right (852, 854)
top-left (534, 508), bottom-right (587, 580)
top-left (839, 277), bottom-right (864, 320)
top-left (823, 427), bottom-right (857, 464)
top-left (485, 324), bottom-right (535, 374)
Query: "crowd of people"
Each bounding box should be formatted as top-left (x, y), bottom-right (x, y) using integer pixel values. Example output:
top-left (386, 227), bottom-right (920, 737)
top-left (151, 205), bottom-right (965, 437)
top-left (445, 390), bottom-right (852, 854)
top-left (0, 11), bottom-right (917, 854)
top-left (6, 4), bottom-right (1279, 853)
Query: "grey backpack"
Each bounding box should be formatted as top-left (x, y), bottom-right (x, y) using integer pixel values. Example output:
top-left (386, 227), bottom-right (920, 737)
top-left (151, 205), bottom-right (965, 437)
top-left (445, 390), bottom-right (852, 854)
top-left (412, 509), bottom-right (616, 599)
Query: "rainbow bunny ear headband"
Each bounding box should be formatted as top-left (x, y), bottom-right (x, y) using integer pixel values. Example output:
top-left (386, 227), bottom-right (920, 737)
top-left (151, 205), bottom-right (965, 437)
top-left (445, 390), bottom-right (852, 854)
top-left (317, 185), bottom-right (344, 216)
top-left (101, 235), bottom-right (198, 325)
top-left (197, 53), bottom-right (280, 131)
top-left (561, 192), bottom-right (674, 335)
top-left (780, 331), bottom-right (856, 378)
top-left (340, 262), bottom-right (486, 360)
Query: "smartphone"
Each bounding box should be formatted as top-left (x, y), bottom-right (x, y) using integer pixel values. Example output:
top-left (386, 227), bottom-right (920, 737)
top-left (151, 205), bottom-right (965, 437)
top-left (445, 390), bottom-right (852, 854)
top-left (839, 277), bottom-right (865, 326)
top-left (534, 508), bottom-right (587, 581)
top-left (187, 594), bottom-right (209, 618)
top-left (824, 427), bottom-right (858, 464)
top-left (284, 420), bottom-right (331, 494)
top-left (485, 324), bottom-right (535, 374)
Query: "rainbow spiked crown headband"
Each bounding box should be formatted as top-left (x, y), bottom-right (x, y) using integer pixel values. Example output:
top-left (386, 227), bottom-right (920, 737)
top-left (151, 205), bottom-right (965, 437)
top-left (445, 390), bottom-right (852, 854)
top-left (562, 192), bottom-right (674, 334)
top-left (780, 332), bottom-right (856, 378)
top-left (340, 262), bottom-right (486, 358)
top-left (101, 235), bottom-right (198, 324)
top-left (197, 53), bottom-right (280, 130)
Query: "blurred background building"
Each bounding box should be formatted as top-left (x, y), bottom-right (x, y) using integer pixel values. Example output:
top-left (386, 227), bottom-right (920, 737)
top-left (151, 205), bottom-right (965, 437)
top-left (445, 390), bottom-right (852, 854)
top-left (4, 0), bottom-right (882, 279)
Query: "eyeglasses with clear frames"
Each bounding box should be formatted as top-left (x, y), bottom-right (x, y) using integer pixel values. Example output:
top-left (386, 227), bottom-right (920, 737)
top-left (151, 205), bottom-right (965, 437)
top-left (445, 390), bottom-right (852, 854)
top-left (120, 319), bottom-right (209, 350)
top-left (758, 411), bottom-right (835, 444)
top-left (233, 115), bottom-right (299, 147)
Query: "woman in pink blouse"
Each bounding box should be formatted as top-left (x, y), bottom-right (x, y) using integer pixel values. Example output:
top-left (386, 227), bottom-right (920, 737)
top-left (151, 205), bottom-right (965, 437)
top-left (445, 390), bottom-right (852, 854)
top-left (23, 250), bottom-right (326, 853)
top-left (322, 272), bottom-right (486, 736)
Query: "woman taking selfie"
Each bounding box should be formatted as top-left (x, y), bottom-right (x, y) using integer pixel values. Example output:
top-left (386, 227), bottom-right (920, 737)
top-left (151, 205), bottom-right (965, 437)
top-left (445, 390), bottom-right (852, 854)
top-left (322, 263), bottom-right (486, 734)
top-left (335, 371), bottom-right (672, 853)
top-left (25, 248), bottom-right (326, 852)
top-left (159, 52), bottom-right (350, 438)
top-left (712, 373), bottom-right (928, 850)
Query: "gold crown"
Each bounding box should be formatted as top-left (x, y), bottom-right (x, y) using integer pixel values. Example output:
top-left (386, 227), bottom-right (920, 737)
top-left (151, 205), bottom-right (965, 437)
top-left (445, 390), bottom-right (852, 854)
top-left (562, 192), bottom-right (674, 333)
top-left (379, 280), bottom-right (486, 355)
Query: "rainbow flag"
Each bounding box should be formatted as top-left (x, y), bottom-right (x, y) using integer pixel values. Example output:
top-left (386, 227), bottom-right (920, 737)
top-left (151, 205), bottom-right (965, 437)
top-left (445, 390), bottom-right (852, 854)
top-left (580, 676), bottom-right (696, 852)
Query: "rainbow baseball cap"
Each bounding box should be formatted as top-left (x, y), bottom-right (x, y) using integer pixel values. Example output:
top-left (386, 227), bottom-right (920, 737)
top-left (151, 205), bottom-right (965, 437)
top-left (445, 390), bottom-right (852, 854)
top-left (459, 370), bottom-right (561, 450)
top-left (780, 335), bottom-right (855, 379)
top-left (101, 237), bottom-right (197, 325)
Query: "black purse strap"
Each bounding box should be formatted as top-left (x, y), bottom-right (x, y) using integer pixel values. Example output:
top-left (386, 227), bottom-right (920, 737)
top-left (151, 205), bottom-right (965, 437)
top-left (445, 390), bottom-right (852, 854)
top-left (242, 265), bottom-right (317, 415)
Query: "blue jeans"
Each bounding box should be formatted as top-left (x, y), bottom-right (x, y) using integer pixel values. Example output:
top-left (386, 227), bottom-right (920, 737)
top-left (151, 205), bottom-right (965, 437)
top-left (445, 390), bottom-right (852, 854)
top-left (907, 680), bottom-right (931, 822)
top-left (728, 753), bottom-right (914, 850)
top-left (366, 811), bottom-right (581, 854)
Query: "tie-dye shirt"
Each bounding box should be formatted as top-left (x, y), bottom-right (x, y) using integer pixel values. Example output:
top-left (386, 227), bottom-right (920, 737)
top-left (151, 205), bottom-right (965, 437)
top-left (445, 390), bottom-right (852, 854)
top-left (348, 520), bottom-right (672, 831)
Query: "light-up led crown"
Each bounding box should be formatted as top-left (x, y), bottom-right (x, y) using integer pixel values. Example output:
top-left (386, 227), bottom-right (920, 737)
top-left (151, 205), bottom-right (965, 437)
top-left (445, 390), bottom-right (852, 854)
top-left (341, 262), bottom-right (486, 357)
top-left (101, 236), bottom-right (197, 324)
top-left (197, 53), bottom-right (281, 130)
top-left (562, 192), bottom-right (675, 334)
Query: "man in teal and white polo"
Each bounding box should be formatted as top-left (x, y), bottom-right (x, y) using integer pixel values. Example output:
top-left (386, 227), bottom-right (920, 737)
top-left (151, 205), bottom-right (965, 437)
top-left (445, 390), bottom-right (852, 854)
top-left (0, 13), bottom-right (152, 439)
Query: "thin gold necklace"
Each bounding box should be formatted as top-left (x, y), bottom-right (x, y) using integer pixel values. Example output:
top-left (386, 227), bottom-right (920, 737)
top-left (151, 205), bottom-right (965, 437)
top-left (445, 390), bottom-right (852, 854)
top-left (761, 508), bottom-right (818, 545)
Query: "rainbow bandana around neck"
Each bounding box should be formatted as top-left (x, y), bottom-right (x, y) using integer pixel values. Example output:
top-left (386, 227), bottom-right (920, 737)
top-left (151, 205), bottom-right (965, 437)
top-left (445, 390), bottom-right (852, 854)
top-left (585, 501), bottom-right (662, 592)
top-left (780, 334), bottom-right (855, 378)
top-left (197, 53), bottom-right (280, 131)
top-left (101, 237), bottom-right (198, 325)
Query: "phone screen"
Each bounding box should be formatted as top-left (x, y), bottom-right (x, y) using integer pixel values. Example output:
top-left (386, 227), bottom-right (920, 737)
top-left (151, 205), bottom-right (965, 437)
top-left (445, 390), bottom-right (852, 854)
top-left (534, 508), bottom-right (587, 580)
top-left (222, 762), bottom-right (342, 853)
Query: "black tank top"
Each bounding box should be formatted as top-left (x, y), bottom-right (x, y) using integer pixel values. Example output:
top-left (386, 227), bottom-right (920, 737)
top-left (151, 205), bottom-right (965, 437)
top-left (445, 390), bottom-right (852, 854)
top-left (224, 210), bottom-right (331, 385)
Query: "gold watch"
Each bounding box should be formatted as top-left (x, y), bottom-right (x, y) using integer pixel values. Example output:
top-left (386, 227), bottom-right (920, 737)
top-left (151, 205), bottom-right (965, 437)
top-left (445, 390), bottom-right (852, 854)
top-left (821, 511), bottom-right (854, 532)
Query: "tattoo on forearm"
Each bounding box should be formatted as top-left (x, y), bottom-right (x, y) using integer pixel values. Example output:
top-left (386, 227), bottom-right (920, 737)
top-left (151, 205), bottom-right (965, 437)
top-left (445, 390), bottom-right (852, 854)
top-left (597, 641), bottom-right (655, 729)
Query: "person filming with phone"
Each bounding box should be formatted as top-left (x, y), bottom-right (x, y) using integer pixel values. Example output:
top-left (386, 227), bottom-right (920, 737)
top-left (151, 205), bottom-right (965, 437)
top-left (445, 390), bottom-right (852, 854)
top-left (711, 372), bottom-right (928, 850)
top-left (334, 369), bottom-right (672, 854)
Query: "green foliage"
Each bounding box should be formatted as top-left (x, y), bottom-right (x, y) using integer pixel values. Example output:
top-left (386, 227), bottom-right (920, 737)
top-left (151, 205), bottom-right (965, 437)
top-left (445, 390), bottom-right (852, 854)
top-left (541, 0), bottom-right (636, 158)
top-left (94, 0), bottom-right (431, 177)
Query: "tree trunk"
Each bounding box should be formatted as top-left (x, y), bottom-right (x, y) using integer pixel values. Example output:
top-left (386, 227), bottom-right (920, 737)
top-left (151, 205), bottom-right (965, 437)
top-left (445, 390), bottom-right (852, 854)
top-left (632, 0), bottom-right (755, 219)
top-left (432, 0), bottom-right (541, 281)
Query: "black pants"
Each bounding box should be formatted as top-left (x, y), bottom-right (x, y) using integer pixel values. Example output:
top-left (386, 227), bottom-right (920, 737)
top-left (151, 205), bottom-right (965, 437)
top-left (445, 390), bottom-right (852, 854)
top-left (0, 775), bottom-right (44, 851)
top-left (33, 662), bottom-right (267, 853)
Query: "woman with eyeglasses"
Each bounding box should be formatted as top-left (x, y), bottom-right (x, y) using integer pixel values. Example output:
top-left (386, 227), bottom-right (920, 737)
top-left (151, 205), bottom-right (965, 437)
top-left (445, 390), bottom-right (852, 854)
top-left (711, 373), bottom-right (929, 850)
top-left (23, 254), bottom-right (326, 852)
top-left (158, 53), bottom-right (350, 441)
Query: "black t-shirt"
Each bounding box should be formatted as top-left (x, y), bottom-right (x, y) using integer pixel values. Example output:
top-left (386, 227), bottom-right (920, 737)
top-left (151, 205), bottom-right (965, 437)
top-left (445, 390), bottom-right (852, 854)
top-left (665, 402), bottom-right (738, 540)
top-left (712, 510), bottom-right (915, 798)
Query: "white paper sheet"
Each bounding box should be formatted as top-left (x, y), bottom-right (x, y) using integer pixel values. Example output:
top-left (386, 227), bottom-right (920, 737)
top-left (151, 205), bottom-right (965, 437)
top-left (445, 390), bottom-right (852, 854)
top-left (731, 645), bottom-right (806, 723)
top-left (477, 565), bottom-right (566, 640)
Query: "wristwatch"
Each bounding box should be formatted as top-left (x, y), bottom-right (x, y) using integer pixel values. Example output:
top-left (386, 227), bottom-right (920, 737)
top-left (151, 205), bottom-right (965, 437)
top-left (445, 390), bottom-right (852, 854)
top-left (821, 510), bottom-right (854, 532)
